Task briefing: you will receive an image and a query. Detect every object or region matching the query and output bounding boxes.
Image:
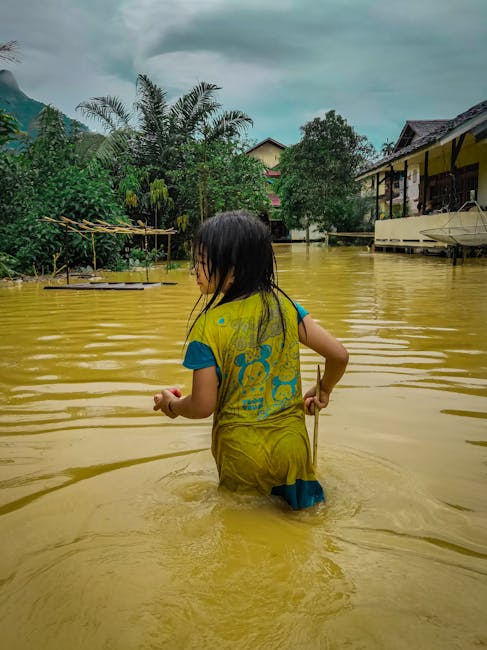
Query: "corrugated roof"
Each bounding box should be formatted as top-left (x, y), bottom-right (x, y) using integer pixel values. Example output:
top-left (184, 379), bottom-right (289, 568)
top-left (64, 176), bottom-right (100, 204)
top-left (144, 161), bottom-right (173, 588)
top-left (359, 99), bottom-right (487, 177)
top-left (407, 120), bottom-right (450, 138)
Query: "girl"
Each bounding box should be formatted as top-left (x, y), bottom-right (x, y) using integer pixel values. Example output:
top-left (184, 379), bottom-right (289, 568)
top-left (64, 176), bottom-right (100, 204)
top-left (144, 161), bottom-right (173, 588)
top-left (153, 211), bottom-right (348, 510)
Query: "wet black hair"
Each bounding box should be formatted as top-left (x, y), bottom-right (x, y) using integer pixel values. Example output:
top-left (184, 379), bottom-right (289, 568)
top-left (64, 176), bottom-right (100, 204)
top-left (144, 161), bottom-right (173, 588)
top-left (189, 210), bottom-right (296, 343)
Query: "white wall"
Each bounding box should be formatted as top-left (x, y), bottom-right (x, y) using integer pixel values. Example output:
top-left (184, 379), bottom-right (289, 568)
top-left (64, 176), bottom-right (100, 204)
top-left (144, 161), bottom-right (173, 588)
top-left (375, 211), bottom-right (484, 247)
top-left (290, 225), bottom-right (323, 241)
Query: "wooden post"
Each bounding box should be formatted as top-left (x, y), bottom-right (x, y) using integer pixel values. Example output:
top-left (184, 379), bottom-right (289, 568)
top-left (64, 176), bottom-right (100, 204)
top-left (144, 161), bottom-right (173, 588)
top-left (402, 160), bottom-right (408, 217)
top-left (375, 172), bottom-right (380, 220)
top-left (450, 135), bottom-right (465, 210)
top-left (144, 224), bottom-right (149, 282)
top-left (166, 233), bottom-right (172, 273)
top-left (154, 207), bottom-right (158, 253)
top-left (422, 151), bottom-right (429, 213)
top-left (389, 166), bottom-right (394, 219)
top-left (91, 232), bottom-right (97, 273)
top-left (64, 223), bottom-right (70, 285)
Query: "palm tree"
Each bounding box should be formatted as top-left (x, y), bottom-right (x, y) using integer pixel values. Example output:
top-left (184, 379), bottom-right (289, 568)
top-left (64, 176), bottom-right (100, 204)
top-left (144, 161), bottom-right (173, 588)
top-left (77, 75), bottom-right (253, 219)
top-left (381, 139), bottom-right (395, 157)
top-left (77, 75), bottom-right (252, 168)
top-left (75, 95), bottom-right (132, 132)
top-left (171, 83), bottom-right (252, 218)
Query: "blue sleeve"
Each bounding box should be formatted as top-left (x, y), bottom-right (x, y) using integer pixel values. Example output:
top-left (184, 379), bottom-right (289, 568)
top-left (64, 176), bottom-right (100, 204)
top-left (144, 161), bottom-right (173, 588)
top-left (295, 301), bottom-right (308, 323)
top-left (183, 340), bottom-right (217, 370)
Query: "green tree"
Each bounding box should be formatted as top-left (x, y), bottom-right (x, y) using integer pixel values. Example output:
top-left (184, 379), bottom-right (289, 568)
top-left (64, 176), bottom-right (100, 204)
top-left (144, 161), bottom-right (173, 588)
top-left (278, 110), bottom-right (375, 236)
top-left (169, 140), bottom-right (269, 227)
top-left (77, 76), bottom-right (255, 257)
top-left (0, 106), bottom-right (128, 273)
top-left (0, 109), bottom-right (20, 146)
top-left (77, 77), bottom-right (252, 174)
top-left (381, 139), bottom-right (395, 156)
top-left (149, 178), bottom-right (170, 251)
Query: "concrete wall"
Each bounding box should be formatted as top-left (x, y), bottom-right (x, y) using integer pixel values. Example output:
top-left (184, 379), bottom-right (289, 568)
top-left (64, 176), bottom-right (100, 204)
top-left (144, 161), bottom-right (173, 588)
top-left (290, 225), bottom-right (323, 241)
top-left (375, 211), bottom-right (483, 248)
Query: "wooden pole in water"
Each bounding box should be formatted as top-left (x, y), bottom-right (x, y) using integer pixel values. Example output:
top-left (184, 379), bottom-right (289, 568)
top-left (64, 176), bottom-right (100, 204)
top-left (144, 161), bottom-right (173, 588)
top-left (313, 364), bottom-right (321, 469)
top-left (91, 232), bottom-right (97, 273)
top-left (166, 233), bottom-right (171, 273)
top-left (64, 223), bottom-right (70, 285)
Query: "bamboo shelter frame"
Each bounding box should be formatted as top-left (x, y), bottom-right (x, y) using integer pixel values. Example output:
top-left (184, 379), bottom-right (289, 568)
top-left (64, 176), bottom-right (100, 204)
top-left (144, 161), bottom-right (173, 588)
top-left (41, 216), bottom-right (177, 283)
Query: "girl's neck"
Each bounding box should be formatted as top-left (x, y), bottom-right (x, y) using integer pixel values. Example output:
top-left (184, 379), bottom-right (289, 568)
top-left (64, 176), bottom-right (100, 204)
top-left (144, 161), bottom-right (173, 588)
top-left (219, 288), bottom-right (273, 305)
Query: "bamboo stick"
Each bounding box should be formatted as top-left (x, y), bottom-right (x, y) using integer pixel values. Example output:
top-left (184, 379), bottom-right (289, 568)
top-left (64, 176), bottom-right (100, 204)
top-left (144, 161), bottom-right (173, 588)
top-left (313, 364), bottom-right (321, 469)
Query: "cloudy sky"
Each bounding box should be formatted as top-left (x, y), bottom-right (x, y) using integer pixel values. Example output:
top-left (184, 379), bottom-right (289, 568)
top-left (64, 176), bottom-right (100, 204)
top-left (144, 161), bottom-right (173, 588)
top-left (2, 0), bottom-right (487, 150)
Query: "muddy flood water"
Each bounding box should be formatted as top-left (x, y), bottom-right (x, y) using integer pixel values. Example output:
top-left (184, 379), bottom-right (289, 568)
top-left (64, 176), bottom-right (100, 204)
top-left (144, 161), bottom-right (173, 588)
top-left (0, 245), bottom-right (486, 649)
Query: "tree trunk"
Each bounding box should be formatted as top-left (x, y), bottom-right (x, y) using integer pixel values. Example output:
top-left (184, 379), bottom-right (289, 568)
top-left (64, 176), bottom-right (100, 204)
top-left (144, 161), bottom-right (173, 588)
top-left (202, 131), bottom-right (208, 220)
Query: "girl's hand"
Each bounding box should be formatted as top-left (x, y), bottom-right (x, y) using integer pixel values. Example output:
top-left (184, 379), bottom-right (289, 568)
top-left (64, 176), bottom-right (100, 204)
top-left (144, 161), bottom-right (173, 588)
top-left (153, 387), bottom-right (182, 418)
top-left (303, 387), bottom-right (330, 415)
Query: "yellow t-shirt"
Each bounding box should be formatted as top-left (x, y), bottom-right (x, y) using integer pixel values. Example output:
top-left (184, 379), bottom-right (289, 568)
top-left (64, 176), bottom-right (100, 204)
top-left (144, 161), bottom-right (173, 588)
top-left (183, 291), bottom-right (324, 509)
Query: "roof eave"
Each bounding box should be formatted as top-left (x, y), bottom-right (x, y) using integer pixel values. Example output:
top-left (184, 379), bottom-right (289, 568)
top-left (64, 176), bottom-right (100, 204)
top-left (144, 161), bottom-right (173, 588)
top-left (246, 137), bottom-right (287, 154)
top-left (438, 110), bottom-right (487, 146)
top-left (357, 109), bottom-right (487, 180)
top-left (356, 141), bottom-right (436, 180)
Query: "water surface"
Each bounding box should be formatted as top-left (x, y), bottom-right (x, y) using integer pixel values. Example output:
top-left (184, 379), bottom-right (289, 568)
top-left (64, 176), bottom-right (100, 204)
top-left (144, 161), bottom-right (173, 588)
top-left (1, 246), bottom-right (486, 649)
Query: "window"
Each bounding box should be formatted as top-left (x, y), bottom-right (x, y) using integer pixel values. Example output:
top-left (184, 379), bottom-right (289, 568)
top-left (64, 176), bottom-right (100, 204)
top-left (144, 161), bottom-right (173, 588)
top-left (426, 163), bottom-right (478, 211)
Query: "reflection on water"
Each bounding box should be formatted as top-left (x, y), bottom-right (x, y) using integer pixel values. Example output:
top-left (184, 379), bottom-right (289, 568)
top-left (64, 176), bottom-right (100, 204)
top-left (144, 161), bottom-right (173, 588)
top-left (1, 246), bottom-right (486, 649)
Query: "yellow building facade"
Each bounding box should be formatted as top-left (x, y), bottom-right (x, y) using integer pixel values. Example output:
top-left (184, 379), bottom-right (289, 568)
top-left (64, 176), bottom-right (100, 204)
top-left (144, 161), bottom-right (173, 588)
top-left (358, 100), bottom-right (487, 251)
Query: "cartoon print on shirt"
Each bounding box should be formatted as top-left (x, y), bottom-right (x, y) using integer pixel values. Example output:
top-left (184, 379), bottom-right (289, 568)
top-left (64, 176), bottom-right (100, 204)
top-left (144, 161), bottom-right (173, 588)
top-left (234, 344), bottom-right (273, 413)
top-left (271, 373), bottom-right (298, 404)
top-left (230, 314), bottom-right (284, 351)
top-left (271, 353), bottom-right (298, 407)
top-left (235, 344), bottom-right (272, 386)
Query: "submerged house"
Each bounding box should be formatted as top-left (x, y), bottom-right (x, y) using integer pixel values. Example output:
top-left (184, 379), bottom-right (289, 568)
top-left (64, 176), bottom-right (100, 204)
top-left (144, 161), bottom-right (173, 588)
top-left (357, 100), bottom-right (487, 251)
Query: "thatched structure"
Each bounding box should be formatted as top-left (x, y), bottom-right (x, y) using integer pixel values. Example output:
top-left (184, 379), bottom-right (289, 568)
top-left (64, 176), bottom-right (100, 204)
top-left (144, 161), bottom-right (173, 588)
top-left (41, 216), bottom-right (177, 282)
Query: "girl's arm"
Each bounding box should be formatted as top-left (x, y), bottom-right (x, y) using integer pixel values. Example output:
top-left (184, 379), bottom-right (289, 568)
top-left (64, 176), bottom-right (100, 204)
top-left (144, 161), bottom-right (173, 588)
top-left (153, 366), bottom-right (218, 419)
top-left (298, 314), bottom-right (349, 414)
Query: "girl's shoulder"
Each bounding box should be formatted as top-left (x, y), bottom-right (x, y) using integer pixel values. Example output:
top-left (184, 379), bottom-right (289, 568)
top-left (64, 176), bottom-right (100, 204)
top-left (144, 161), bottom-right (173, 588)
top-left (193, 291), bottom-right (303, 327)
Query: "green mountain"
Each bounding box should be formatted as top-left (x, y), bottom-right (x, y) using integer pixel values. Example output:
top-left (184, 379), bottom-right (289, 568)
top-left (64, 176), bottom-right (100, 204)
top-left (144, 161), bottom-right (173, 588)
top-left (0, 69), bottom-right (88, 138)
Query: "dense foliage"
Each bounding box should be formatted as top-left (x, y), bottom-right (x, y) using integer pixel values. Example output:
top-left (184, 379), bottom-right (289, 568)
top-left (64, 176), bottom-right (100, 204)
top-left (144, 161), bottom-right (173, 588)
top-left (0, 106), bottom-right (127, 275)
top-left (278, 110), bottom-right (376, 234)
top-left (0, 75), bottom-right (267, 276)
top-left (169, 140), bottom-right (269, 224)
top-left (0, 70), bottom-right (381, 276)
top-left (0, 108), bottom-right (20, 145)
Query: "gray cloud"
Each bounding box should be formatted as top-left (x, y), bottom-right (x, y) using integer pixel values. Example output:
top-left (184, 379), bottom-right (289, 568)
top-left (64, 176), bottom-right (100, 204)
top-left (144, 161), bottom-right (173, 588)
top-left (2, 0), bottom-right (486, 148)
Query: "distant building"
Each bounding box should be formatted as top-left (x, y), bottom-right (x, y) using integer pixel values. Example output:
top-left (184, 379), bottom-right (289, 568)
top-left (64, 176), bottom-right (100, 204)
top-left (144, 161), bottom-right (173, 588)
top-left (246, 138), bottom-right (288, 239)
top-left (358, 100), bottom-right (487, 251)
top-left (246, 137), bottom-right (322, 241)
top-left (246, 137), bottom-right (286, 170)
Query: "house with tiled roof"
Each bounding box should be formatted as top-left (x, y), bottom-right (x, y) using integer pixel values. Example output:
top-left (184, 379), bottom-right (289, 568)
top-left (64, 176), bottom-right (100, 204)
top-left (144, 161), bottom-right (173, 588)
top-left (393, 120), bottom-right (450, 152)
top-left (358, 99), bottom-right (487, 251)
top-left (246, 138), bottom-right (289, 239)
top-left (246, 137), bottom-right (323, 241)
